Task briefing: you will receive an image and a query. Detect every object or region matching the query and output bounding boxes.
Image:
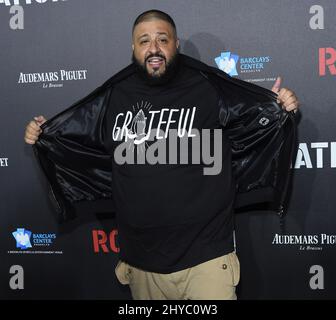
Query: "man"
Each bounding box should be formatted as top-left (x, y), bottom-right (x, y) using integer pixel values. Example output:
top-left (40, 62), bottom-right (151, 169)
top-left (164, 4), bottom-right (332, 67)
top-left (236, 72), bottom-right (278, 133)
top-left (24, 10), bottom-right (299, 300)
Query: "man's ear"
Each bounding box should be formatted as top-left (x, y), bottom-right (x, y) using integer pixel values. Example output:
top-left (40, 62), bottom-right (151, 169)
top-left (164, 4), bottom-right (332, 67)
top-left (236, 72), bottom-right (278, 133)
top-left (132, 44), bottom-right (134, 51)
top-left (176, 38), bottom-right (180, 49)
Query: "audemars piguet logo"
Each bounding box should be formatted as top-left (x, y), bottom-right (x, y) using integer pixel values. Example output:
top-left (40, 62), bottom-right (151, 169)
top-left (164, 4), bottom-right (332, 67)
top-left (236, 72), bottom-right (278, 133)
top-left (18, 69), bottom-right (87, 88)
top-left (272, 233), bottom-right (336, 251)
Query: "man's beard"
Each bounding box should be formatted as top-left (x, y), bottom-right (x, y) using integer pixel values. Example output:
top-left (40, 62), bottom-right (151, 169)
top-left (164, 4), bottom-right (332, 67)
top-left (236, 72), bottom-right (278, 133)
top-left (132, 51), bottom-right (180, 86)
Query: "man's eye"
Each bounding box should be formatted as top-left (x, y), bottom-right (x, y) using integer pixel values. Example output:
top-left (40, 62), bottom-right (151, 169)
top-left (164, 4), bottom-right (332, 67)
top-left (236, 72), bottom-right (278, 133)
top-left (159, 39), bottom-right (168, 43)
top-left (140, 40), bottom-right (149, 44)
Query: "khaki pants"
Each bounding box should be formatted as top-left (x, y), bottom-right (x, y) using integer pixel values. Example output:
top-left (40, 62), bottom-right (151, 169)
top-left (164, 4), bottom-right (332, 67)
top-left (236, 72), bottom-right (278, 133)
top-left (115, 252), bottom-right (240, 300)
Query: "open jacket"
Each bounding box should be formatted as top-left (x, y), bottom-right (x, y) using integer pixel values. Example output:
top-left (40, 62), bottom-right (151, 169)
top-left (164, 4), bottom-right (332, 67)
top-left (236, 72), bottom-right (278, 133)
top-left (34, 54), bottom-right (296, 222)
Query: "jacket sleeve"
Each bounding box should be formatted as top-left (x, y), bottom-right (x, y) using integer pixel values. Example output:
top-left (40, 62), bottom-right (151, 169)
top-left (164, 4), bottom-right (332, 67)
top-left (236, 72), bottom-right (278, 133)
top-left (33, 84), bottom-right (115, 222)
top-left (212, 72), bottom-right (297, 212)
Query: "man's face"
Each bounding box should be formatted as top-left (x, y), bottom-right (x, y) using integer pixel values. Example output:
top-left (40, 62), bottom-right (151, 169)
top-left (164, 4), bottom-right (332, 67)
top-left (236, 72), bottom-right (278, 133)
top-left (132, 19), bottom-right (179, 78)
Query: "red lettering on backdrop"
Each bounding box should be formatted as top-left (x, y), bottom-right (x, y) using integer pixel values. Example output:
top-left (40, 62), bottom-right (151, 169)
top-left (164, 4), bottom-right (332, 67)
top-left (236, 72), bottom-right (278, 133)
top-left (109, 230), bottom-right (120, 253)
top-left (319, 47), bottom-right (336, 76)
top-left (92, 230), bottom-right (119, 253)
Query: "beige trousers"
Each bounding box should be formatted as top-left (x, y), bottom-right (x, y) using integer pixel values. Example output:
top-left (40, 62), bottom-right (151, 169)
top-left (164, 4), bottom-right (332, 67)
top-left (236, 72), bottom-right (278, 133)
top-left (115, 252), bottom-right (240, 300)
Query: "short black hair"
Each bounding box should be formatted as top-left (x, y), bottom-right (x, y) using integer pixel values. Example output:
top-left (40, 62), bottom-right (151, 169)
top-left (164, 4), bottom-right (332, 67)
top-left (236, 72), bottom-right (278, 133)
top-left (132, 9), bottom-right (177, 37)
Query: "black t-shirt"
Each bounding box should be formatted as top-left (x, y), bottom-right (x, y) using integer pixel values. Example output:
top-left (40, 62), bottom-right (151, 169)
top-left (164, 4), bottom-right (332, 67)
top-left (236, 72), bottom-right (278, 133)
top-left (104, 61), bottom-right (235, 273)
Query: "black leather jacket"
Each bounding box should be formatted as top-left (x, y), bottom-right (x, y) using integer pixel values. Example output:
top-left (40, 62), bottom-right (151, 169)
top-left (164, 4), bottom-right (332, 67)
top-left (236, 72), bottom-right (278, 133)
top-left (34, 54), bottom-right (296, 222)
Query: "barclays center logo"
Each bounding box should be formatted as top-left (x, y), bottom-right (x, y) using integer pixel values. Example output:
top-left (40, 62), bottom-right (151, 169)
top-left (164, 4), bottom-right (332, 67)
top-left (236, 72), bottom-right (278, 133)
top-left (215, 52), bottom-right (239, 76)
top-left (215, 51), bottom-right (271, 76)
top-left (12, 228), bottom-right (32, 250)
top-left (11, 228), bottom-right (58, 251)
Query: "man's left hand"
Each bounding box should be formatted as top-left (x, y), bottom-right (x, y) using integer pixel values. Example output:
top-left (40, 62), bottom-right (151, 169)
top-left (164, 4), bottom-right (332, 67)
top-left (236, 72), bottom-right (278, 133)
top-left (271, 76), bottom-right (299, 113)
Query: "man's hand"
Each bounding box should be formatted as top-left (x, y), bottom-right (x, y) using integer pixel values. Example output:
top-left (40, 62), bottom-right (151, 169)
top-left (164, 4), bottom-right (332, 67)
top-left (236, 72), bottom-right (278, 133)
top-left (24, 115), bottom-right (47, 144)
top-left (271, 76), bottom-right (299, 112)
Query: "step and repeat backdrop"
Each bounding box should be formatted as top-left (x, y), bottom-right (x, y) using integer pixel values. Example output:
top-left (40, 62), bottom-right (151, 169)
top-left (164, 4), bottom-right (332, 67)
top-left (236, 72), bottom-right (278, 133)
top-left (1, 0), bottom-right (335, 300)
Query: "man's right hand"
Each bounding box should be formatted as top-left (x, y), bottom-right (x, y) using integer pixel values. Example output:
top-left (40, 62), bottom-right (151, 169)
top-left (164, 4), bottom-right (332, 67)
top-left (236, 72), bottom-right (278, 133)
top-left (24, 115), bottom-right (47, 145)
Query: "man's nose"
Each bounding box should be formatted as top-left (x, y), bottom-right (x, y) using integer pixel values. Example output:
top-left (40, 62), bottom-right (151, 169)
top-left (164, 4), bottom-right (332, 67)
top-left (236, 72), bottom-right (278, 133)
top-left (148, 39), bottom-right (160, 54)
